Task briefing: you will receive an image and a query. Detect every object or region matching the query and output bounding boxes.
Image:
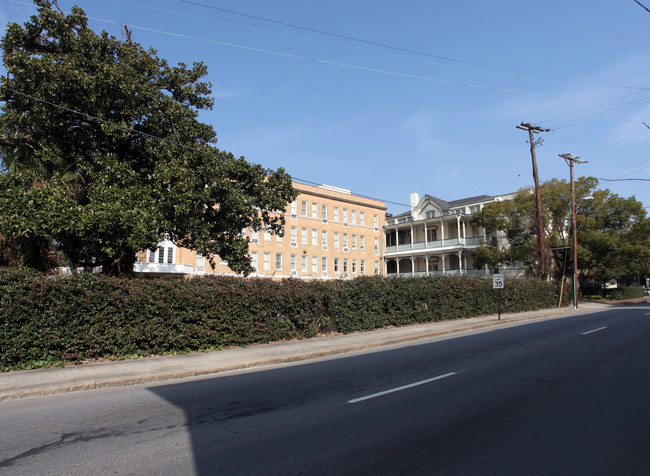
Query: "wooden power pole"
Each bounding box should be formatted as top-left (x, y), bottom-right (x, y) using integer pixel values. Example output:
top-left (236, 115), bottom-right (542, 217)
top-left (516, 122), bottom-right (550, 280)
top-left (559, 153), bottom-right (587, 309)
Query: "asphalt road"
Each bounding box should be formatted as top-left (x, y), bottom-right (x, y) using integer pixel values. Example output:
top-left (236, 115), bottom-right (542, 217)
top-left (1, 303), bottom-right (649, 475)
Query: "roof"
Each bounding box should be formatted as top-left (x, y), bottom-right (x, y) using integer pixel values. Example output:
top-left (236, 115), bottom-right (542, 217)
top-left (448, 195), bottom-right (494, 207)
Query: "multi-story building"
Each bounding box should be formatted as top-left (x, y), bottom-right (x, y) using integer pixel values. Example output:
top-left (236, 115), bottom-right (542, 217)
top-left (135, 181), bottom-right (386, 279)
top-left (383, 192), bottom-right (524, 278)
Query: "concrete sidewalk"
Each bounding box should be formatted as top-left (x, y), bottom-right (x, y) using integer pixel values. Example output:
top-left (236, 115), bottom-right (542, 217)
top-left (0, 301), bottom-right (629, 402)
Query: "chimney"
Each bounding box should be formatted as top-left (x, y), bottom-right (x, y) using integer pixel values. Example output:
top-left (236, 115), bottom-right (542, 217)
top-left (410, 192), bottom-right (420, 212)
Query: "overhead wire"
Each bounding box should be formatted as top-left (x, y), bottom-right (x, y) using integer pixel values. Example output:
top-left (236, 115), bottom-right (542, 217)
top-left (8, 0), bottom-right (648, 104)
top-left (178, 0), bottom-right (650, 92)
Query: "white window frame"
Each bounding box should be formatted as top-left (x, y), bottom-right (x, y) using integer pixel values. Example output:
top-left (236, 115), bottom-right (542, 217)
top-left (251, 251), bottom-right (258, 273)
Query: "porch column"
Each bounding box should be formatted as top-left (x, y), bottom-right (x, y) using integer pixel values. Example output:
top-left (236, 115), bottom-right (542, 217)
top-left (441, 252), bottom-right (446, 274)
top-left (411, 256), bottom-right (415, 277)
top-left (410, 223), bottom-right (414, 250)
top-left (462, 220), bottom-right (467, 241)
top-left (425, 255), bottom-right (430, 276)
top-left (424, 222), bottom-right (428, 247)
top-left (458, 251), bottom-right (463, 275)
top-left (457, 216), bottom-right (461, 243)
top-left (440, 219), bottom-right (445, 246)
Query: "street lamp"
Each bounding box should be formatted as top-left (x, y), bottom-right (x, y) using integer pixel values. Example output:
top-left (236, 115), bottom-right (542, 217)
top-left (559, 153), bottom-right (587, 309)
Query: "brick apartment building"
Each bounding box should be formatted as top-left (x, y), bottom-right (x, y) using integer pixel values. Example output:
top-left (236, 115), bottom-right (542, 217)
top-left (135, 181), bottom-right (386, 279)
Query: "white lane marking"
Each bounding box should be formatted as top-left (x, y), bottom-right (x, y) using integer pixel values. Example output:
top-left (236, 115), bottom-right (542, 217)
top-left (582, 326), bottom-right (608, 335)
top-left (348, 372), bottom-right (457, 404)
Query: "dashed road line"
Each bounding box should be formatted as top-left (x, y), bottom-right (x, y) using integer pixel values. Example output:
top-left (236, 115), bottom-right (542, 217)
top-left (348, 372), bottom-right (458, 404)
top-left (582, 326), bottom-right (608, 335)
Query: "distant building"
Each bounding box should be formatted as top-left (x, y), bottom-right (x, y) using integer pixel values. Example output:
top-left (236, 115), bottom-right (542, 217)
top-left (383, 192), bottom-right (524, 277)
top-left (135, 181), bottom-right (386, 279)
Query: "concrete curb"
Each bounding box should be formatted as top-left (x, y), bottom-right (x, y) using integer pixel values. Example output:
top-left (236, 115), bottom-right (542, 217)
top-left (0, 302), bottom-right (624, 402)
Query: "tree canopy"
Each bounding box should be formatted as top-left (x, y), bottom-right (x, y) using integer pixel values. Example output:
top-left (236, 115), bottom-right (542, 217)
top-left (473, 177), bottom-right (648, 287)
top-left (0, 0), bottom-right (296, 275)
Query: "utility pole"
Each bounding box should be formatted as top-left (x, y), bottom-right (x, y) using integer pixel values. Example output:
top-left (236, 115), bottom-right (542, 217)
top-left (516, 122), bottom-right (550, 280)
top-left (559, 153), bottom-right (587, 309)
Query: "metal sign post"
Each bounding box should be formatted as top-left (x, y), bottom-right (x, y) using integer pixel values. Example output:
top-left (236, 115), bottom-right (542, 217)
top-left (493, 274), bottom-right (504, 320)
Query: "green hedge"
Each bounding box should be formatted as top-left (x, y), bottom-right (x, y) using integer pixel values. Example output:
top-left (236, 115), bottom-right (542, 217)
top-left (0, 269), bottom-right (566, 371)
top-left (610, 286), bottom-right (645, 300)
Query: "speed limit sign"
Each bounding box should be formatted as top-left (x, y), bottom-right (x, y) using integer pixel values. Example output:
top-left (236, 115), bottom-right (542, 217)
top-left (493, 274), bottom-right (504, 289)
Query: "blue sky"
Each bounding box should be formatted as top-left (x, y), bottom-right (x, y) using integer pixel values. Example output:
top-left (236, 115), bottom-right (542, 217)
top-left (2, 0), bottom-right (650, 214)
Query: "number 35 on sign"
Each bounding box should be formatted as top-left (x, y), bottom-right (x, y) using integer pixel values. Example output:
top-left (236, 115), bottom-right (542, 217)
top-left (493, 274), bottom-right (504, 289)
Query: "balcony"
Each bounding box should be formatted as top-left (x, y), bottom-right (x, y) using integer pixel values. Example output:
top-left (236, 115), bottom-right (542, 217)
top-left (384, 236), bottom-right (484, 254)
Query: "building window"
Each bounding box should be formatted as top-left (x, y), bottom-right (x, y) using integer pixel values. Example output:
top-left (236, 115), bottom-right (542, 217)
top-left (334, 207), bottom-right (340, 222)
top-left (427, 229), bottom-right (438, 242)
top-left (251, 230), bottom-right (259, 243)
top-left (167, 247), bottom-right (173, 264)
top-left (334, 258), bottom-right (340, 273)
top-left (361, 260), bottom-right (366, 275)
top-left (311, 229), bottom-right (318, 246)
top-left (196, 254), bottom-right (205, 272)
top-left (148, 249), bottom-right (155, 263)
top-left (290, 226), bottom-right (297, 244)
top-left (291, 254), bottom-right (297, 273)
top-left (374, 237), bottom-right (379, 253)
top-left (334, 232), bottom-right (340, 248)
top-left (352, 259), bottom-right (357, 274)
top-left (375, 261), bottom-right (380, 275)
top-left (322, 256), bottom-right (328, 274)
top-left (301, 255), bottom-right (308, 272)
top-left (351, 210), bottom-right (356, 225)
top-left (312, 256), bottom-right (318, 273)
top-left (301, 200), bottom-right (308, 216)
top-left (275, 253), bottom-right (283, 270)
top-left (352, 234), bottom-right (357, 249)
top-left (343, 258), bottom-right (349, 274)
top-left (263, 252), bottom-right (271, 271)
top-left (157, 246), bottom-right (164, 263)
top-left (343, 209), bottom-right (348, 224)
top-left (312, 202), bottom-right (318, 218)
top-left (264, 230), bottom-right (272, 241)
top-left (343, 233), bottom-right (349, 249)
top-left (301, 228), bottom-right (308, 245)
top-left (276, 232), bottom-right (283, 243)
top-left (321, 204), bottom-right (328, 220)
top-left (251, 251), bottom-right (258, 272)
top-left (290, 200), bottom-right (297, 216)
top-left (360, 212), bottom-right (365, 226)
top-left (321, 230), bottom-right (328, 247)
top-left (374, 214), bottom-right (379, 228)
top-left (360, 235), bottom-right (366, 250)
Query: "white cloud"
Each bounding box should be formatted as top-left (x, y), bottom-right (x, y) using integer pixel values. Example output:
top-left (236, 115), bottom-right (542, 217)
top-left (400, 112), bottom-right (445, 155)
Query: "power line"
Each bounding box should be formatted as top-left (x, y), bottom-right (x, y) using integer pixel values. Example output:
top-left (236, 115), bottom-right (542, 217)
top-left (9, 0), bottom-right (648, 104)
top-left (0, 85), bottom-right (218, 156)
top-left (178, 0), bottom-right (650, 92)
top-left (0, 84), bottom-right (414, 209)
top-left (599, 177), bottom-right (650, 182)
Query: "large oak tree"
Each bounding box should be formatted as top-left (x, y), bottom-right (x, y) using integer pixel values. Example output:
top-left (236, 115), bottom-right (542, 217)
top-left (473, 176), bottom-right (648, 287)
top-left (0, 1), bottom-right (295, 275)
